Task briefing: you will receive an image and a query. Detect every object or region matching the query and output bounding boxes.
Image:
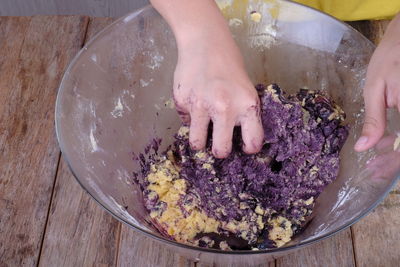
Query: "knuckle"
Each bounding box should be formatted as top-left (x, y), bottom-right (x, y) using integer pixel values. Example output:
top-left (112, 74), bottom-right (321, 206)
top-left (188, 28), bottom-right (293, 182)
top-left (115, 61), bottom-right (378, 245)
top-left (242, 91), bottom-right (260, 107)
top-left (363, 116), bottom-right (379, 126)
top-left (245, 96), bottom-right (259, 107)
top-left (241, 100), bottom-right (261, 120)
top-left (363, 79), bottom-right (384, 97)
top-left (193, 99), bottom-right (207, 110)
top-left (173, 94), bottom-right (185, 106)
top-left (363, 116), bottom-right (382, 131)
top-left (213, 99), bottom-right (231, 114)
top-left (245, 100), bottom-right (260, 113)
top-left (173, 93), bottom-right (190, 109)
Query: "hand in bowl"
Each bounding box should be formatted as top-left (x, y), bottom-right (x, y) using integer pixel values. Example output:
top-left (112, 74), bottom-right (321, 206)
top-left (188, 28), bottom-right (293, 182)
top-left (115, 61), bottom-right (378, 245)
top-left (173, 33), bottom-right (263, 158)
top-left (151, 0), bottom-right (263, 158)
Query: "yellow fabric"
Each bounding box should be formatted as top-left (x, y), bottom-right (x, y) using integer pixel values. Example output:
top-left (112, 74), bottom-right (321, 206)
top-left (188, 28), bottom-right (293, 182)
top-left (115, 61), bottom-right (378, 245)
top-left (293, 0), bottom-right (400, 21)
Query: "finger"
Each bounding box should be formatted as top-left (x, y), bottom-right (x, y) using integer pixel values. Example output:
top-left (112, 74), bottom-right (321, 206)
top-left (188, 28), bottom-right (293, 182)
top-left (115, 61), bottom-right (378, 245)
top-left (240, 105), bottom-right (264, 154)
top-left (211, 116), bottom-right (235, 158)
top-left (189, 108), bottom-right (210, 150)
top-left (354, 80), bottom-right (386, 152)
top-left (173, 82), bottom-right (192, 125)
top-left (386, 84), bottom-right (397, 108)
top-left (173, 98), bottom-right (191, 125)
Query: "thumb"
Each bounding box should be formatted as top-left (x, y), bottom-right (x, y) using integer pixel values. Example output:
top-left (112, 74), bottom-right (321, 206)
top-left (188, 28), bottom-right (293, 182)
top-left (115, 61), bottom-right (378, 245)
top-left (354, 82), bottom-right (386, 152)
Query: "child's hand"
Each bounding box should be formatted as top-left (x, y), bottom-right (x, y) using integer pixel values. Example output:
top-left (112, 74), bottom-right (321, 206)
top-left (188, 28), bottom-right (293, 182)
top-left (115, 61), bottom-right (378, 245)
top-left (151, 0), bottom-right (264, 158)
top-left (174, 34), bottom-right (264, 158)
top-left (355, 13), bottom-right (400, 152)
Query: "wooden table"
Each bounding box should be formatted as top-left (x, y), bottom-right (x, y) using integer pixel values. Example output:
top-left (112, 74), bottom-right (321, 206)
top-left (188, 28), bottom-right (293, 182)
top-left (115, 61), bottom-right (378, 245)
top-left (0, 16), bottom-right (399, 267)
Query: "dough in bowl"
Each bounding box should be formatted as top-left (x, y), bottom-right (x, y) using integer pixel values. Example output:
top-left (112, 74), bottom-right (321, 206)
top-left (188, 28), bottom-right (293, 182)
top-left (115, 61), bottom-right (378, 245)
top-left (135, 84), bottom-right (349, 250)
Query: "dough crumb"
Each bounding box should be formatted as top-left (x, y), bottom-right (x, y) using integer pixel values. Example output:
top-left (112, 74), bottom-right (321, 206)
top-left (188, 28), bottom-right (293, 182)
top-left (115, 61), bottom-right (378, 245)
top-left (250, 11), bottom-right (262, 22)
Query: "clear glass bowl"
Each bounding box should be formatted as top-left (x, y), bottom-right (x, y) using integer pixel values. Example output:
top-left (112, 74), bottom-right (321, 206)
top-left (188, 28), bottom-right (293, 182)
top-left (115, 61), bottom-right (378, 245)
top-left (55, 0), bottom-right (400, 264)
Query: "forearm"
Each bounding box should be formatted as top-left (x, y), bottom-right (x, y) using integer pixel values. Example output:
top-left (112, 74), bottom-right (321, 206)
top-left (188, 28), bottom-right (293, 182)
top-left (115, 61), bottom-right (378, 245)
top-left (150, 0), bottom-right (232, 49)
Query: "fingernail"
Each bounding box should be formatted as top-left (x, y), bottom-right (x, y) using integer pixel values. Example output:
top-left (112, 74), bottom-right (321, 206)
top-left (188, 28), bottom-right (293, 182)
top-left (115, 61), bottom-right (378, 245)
top-left (355, 136), bottom-right (368, 149)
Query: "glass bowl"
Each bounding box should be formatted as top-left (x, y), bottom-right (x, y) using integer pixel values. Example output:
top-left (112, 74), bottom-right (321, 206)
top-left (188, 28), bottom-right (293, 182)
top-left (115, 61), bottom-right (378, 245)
top-left (55, 0), bottom-right (400, 264)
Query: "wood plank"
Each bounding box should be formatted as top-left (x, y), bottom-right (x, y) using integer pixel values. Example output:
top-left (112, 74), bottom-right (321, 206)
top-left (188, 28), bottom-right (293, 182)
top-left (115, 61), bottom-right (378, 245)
top-left (39, 16), bottom-right (193, 267)
top-left (117, 224), bottom-right (194, 267)
top-left (349, 19), bottom-right (400, 267)
top-left (0, 17), bottom-right (30, 125)
top-left (85, 17), bottom-right (115, 43)
top-left (351, 193), bottom-right (400, 267)
top-left (196, 258), bottom-right (275, 267)
top-left (0, 0), bottom-right (149, 17)
top-left (276, 229), bottom-right (355, 267)
top-left (38, 158), bottom-right (121, 266)
top-left (0, 16), bottom-right (88, 266)
top-left (37, 17), bottom-right (123, 267)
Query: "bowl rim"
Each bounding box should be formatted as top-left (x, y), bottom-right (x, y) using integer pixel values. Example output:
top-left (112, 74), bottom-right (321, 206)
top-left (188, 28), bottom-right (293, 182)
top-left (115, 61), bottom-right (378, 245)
top-left (55, 0), bottom-right (399, 255)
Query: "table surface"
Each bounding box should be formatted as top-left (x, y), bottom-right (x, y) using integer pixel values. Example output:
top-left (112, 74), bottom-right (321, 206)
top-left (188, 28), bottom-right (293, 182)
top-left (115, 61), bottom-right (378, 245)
top-left (0, 16), bottom-right (399, 267)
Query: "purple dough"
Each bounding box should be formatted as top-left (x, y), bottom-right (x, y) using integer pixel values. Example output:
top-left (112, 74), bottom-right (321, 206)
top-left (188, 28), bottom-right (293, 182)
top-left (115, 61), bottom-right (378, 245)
top-left (135, 84), bottom-right (349, 250)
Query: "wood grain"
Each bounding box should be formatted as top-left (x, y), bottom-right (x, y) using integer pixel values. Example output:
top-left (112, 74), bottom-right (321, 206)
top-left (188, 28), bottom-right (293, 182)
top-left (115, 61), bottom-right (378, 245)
top-left (196, 259), bottom-right (276, 267)
top-left (38, 158), bottom-right (122, 266)
top-left (37, 17), bottom-right (122, 267)
top-left (276, 229), bottom-right (355, 267)
top-left (349, 20), bottom-right (400, 267)
top-left (85, 17), bottom-right (115, 43)
top-left (351, 193), bottom-right (400, 267)
top-left (0, 0), bottom-right (149, 17)
top-left (0, 16), bottom-right (88, 266)
top-left (1, 15), bottom-right (398, 267)
top-left (37, 16), bottom-right (194, 267)
top-left (117, 225), bottom-right (194, 267)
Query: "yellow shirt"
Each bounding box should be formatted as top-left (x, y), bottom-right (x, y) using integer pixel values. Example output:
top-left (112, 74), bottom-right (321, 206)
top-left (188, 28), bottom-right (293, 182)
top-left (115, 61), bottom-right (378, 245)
top-left (294, 0), bottom-right (400, 21)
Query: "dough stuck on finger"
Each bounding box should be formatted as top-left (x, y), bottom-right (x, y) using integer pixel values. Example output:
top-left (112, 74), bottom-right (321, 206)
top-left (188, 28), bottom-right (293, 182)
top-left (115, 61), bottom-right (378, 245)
top-left (240, 107), bottom-right (264, 154)
top-left (174, 103), bottom-right (191, 125)
top-left (211, 118), bottom-right (235, 158)
top-left (189, 111), bottom-right (210, 150)
top-left (178, 113), bottom-right (191, 125)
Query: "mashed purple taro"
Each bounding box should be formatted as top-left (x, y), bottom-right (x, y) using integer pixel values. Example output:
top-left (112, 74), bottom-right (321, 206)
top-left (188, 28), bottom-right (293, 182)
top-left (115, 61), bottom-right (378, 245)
top-left (135, 84), bottom-right (349, 250)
